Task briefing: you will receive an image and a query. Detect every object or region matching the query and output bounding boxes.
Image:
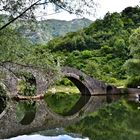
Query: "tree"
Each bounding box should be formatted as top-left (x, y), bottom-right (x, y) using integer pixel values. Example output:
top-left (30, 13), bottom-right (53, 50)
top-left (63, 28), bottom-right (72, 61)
top-left (0, 26), bottom-right (30, 63)
top-left (125, 27), bottom-right (140, 87)
top-left (0, 0), bottom-right (97, 76)
top-left (0, 19), bottom-right (58, 79)
top-left (0, 0), bottom-right (98, 82)
top-left (0, 0), bottom-right (97, 31)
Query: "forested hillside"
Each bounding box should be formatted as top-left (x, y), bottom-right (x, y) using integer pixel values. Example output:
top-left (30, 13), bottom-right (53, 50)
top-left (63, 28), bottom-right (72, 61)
top-left (0, 6), bottom-right (140, 87)
top-left (36, 6), bottom-right (140, 87)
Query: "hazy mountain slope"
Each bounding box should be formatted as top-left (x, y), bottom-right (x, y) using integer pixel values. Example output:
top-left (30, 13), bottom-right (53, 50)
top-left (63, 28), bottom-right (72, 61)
top-left (16, 18), bottom-right (92, 44)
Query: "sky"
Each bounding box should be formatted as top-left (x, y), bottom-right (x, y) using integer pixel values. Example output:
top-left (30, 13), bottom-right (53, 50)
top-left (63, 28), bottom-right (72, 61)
top-left (37, 0), bottom-right (140, 21)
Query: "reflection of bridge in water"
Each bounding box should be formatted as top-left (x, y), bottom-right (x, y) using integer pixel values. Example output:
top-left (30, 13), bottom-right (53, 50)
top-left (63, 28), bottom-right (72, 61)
top-left (0, 62), bottom-right (140, 139)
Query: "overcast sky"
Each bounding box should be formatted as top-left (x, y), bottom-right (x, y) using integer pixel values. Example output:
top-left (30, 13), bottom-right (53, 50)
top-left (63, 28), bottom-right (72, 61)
top-left (37, 0), bottom-right (140, 21)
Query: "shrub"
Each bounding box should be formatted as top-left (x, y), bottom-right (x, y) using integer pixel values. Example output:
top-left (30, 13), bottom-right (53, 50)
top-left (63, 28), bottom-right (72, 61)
top-left (125, 76), bottom-right (140, 88)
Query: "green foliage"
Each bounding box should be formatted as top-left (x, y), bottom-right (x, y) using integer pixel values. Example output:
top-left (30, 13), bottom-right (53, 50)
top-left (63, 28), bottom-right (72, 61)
top-left (43, 6), bottom-right (140, 86)
top-left (122, 6), bottom-right (140, 28)
top-left (125, 76), bottom-right (140, 88)
top-left (66, 99), bottom-right (140, 140)
top-left (55, 78), bottom-right (74, 86)
top-left (84, 61), bottom-right (101, 79)
top-left (103, 12), bottom-right (124, 33)
top-left (129, 27), bottom-right (140, 58)
top-left (0, 19), bottom-right (59, 83)
top-left (112, 38), bottom-right (127, 58)
top-left (16, 72), bottom-right (36, 96)
top-left (100, 45), bottom-right (112, 55)
top-left (23, 45), bottom-right (57, 72)
top-left (124, 27), bottom-right (140, 87)
top-left (125, 59), bottom-right (140, 76)
top-left (0, 27), bottom-right (30, 63)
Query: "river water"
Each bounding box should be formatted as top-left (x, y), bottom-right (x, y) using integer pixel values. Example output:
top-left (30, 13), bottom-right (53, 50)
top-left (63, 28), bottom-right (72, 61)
top-left (8, 128), bottom-right (89, 140)
top-left (8, 134), bottom-right (89, 140)
top-left (6, 93), bottom-right (90, 140)
top-left (1, 92), bottom-right (140, 139)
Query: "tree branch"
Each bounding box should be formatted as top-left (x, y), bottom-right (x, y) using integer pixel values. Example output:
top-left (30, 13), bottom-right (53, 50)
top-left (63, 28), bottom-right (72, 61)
top-left (54, 2), bottom-right (83, 17)
top-left (0, 0), bottom-right (84, 31)
top-left (0, 0), bottom-right (41, 31)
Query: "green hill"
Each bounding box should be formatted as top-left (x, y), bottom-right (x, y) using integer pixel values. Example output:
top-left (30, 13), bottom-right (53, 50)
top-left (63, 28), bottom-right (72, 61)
top-left (39, 6), bottom-right (140, 86)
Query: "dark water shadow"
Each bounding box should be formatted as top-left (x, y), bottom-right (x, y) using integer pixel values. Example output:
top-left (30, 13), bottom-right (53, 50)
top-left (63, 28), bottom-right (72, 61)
top-left (16, 101), bottom-right (36, 125)
top-left (62, 95), bottom-right (91, 116)
top-left (45, 93), bottom-right (91, 117)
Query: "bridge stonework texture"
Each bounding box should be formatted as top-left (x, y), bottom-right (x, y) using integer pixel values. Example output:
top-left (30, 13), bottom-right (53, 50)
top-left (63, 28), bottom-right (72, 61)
top-left (0, 63), bottom-right (126, 138)
top-left (61, 67), bottom-right (108, 95)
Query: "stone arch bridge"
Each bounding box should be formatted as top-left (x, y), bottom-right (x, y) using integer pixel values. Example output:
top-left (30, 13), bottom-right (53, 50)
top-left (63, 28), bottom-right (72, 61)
top-left (0, 62), bottom-right (139, 138)
top-left (0, 62), bottom-right (119, 97)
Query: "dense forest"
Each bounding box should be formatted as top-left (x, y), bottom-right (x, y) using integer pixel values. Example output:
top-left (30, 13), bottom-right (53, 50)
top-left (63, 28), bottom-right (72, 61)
top-left (44, 6), bottom-right (140, 87)
top-left (1, 6), bottom-right (140, 87)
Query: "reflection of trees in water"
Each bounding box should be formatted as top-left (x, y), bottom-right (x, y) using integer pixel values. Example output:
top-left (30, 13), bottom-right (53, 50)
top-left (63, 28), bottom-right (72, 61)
top-left (66, 99), bottom-right (140, 140)
top-left (16, 101), bottom-right (36, 125)
top-left (45, 93), bottom-right (91, 116)
top-left (62, 95), bottom-right (90, 116)
top-left (15, 93), bottom-right (90, 125)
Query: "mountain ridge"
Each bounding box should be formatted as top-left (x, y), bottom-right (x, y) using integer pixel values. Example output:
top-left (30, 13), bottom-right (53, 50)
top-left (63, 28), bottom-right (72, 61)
top-left (0, 14), bottom-right (92, 44)
top-left (16, 17), bottom-right (92, 44)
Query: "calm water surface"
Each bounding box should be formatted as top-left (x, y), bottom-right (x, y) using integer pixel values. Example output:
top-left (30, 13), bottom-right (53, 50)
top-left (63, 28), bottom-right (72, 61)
top-left (8, 135), bottom-right (89, 140)
top-left (8, 128), bottom-right (89, 140)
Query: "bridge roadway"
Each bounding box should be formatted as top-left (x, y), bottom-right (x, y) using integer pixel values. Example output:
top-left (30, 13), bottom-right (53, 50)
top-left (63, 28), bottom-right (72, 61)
top-left (0, 62), bottom-right (139, 138)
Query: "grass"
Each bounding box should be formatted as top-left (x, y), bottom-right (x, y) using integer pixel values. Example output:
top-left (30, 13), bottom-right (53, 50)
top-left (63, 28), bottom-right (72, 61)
top-left (47, 86), bottom-right (80, 94)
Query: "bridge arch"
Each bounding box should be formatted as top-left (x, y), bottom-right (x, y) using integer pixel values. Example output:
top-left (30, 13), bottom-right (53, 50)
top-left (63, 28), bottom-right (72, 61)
top-left (61, 67), bottom-right (107, 95)
top-left (45, 67), bottom-right (108, 118)
top-left (1, 62), bottom-right (53, 95)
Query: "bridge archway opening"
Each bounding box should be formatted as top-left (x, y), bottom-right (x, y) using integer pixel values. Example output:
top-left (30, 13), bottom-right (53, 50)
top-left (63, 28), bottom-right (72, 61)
top-left (16, 71), bottom-right (37, 96)
top-left (67, 76), bottom-right (91, 95)
top-left (15, 72), bottom-right (37, 125)
top-left (46, 76), bottom-right (91, 116)
top-left (0, 84), bottom-right (7, 117)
